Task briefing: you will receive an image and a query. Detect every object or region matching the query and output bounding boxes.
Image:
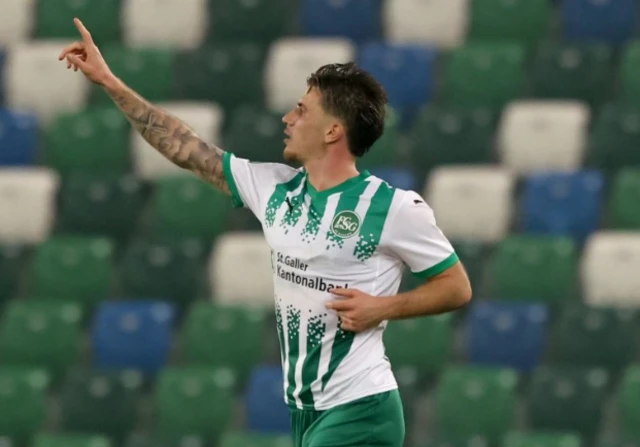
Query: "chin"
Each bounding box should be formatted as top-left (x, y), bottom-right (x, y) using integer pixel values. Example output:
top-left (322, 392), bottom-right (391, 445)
top-left (283, 146), bottom-right (301, 163)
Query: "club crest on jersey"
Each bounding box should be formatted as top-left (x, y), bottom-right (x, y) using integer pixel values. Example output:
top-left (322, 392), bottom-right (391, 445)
top-left (330, 210), bottom-right (361, 239)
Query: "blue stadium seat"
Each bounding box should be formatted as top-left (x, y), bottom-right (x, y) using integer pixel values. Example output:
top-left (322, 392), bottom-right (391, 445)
top-left (91, 301), bottom-right (176, 374)
top-left (369, 167), bottom-right (417, 191)
top-left (244, 365), bottom-right (290, 434)
top-left (466, 301), bottom-right (548, 372)
top-left (358, 43), bottom-right (435, 111)
top-left (520, 171), bottom-right (603, 241)
top-left (301, 0), bottom-right (382, 42)
top-left (0, 109), bottom-right (38, 166)
top-left (562, 0), bottom-right (637, 44)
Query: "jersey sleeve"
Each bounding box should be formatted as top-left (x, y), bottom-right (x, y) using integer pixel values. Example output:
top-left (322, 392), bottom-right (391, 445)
top-left (386, 191), bottom-right (459, 280)
top-left (222, 152), bottom-right (300, 217)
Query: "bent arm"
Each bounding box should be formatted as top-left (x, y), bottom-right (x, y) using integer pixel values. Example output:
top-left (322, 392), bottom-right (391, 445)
top-left (103, 77), bottom-right (230, 194)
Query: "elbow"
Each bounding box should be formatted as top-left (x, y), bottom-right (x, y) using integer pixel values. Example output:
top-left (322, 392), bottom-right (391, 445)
top-left (451, 278), bottom-right (472, 310)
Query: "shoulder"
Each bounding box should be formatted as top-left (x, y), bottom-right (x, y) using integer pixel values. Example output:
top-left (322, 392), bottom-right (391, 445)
top-left (226, 152), bottom-right (302, 183)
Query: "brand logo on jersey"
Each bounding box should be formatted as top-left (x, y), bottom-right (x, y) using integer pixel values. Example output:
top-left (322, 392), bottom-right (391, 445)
top-left (330, 210), bottom-right (361, 239)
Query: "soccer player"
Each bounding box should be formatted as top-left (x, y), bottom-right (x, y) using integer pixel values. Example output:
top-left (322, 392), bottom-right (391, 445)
top-left (60, 18), bottom-right (472, 447)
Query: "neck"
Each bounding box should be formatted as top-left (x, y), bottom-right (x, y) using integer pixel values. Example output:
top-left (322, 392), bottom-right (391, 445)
top-left (303, 154), bottom-right (360, 193)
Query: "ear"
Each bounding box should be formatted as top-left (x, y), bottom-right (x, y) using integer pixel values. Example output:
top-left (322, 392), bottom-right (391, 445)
top-left (325, 122), bottom-right (344, 145)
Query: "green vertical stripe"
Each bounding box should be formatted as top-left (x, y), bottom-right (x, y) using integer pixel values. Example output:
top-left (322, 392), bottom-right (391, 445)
top-left (298, 314), bottom-right (327, 407)
top-left (274, 301), bottom-right (286, 364)
top-left (285, 306), bottom-right (301, 405)
top-left (264, 172), bottom-right (304, 228)
top-left (279, 187), bottom-right (306, 233)
top-left (301, 198), bottom-right (328, 244)
top-left (325, 180), bottom-right (371, 250)
top-left (354, 182), bottom-right (396, 261)
top-left (321, 326), bottom-right (355, 392)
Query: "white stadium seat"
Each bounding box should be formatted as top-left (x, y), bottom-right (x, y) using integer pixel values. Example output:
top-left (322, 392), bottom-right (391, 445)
top-left (0, 0), bottom-right (35, 46)
top-left (132, 101), bottom-right (224, 180)
top-left (581, 231), bottom-right (640, 308)
top-left (425, 166), bottom-right (515, 243)
top-left (209, 232), bottom-right (274, 307)
top-left (122, 0), bottom-right (208, 49)
top-left (384, 0), bottom-right (468, 49)
top-left (265, 38), bottom-right (356, 112)
top-left (3, 41), bottom-right (90, 125)
top-left (497, 101), bottom-right (590, 175)
top-left (0, 168), bottom-right (59, 244)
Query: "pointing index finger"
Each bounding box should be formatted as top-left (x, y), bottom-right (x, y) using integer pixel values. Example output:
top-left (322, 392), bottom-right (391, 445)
top-left (74, 17), bottom-right (94, 44)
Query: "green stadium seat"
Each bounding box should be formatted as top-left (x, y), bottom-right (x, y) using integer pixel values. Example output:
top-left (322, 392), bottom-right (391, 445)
top-left (209, 0), bottom-right (295, 42)
top-left (530, 43), bottom-right (613, 107)
top-left (30, 236), bottom-right (115, 310)
top-left (45, 107), bottom-right (130, 175)
top-left (409, 106), bottom-right (497, 170)
top-left (384, 314), bottom-right (453, 375)
top-left (548, 306), bottom-right (636, 371)
top-left (503, 432), bottom-right (582, 447)
top-left (597, 435), bottom-right (640, 447)
top-left (155, 367), bottom-right (236, 443)
top-left (443, 43), bottom-right (525, 111)
top-left (0, 368), bottom-right (49, 445)
top-left (57, 172), bottom-right (145, 240)
top-left (124, 434), bottom-right (207, 447)
top-left (152, 175), bottom-right (231, 241)
top-left (393, 366), bottom-right (421, 429)
top-left (359, 108), bottom-right (401, 168)
top-left (452, 241), bottom-right (493, 292)
top-left (0, 245), bottom-right (27, 306)
top-left (118, 237), bottom-right (207, 310)
top-left (33, 434), bottom-right (111, 447)
top-left (609, 168), bottom-right (640, 229)
top-left (528, 367), bottom-right (609, 437)
top-left (0, 301), bottom-right (82, 381)
top-left (219, 432), bottom-right (293, 447)
top-left (620, 42), bottom-right (640, 105)
top-left (93, 47), bottom-right (175, 104)
top-left (60, 368), bottom-right (143, 441)
top-left (588, 104), bottom-right (640, 172)
top-left (468, 0), bottom-right (550, 46)
top-left (174, 44), bottom-right (266, 111)
top-left (36, 0), bottom-right (121, 43)
top-left (425, 437), bottom-right (490, 447)
top-left (434, 367), bottom-right (518, 443)
top-left (616, 366), bottom-right (640, 440)
top-left (489, 235), bottom-right (577, 305)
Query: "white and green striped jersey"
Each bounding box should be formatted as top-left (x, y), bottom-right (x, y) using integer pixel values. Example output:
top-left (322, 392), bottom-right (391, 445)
top-left (222, 152), bottom-right (459, 411)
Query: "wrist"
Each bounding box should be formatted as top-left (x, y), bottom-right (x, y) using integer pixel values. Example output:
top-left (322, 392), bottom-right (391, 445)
top-left (101, 74), bottom-right (122, 93)
top-left (379, 295), bottom-right (403, 321)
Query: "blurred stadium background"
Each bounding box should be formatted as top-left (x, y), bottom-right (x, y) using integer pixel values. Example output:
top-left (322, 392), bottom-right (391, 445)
top-left (1, 0), bottom-right (640, 446)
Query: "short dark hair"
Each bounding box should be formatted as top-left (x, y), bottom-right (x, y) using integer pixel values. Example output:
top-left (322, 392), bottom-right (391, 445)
top-left (307, 62), bottom-right (388, 158)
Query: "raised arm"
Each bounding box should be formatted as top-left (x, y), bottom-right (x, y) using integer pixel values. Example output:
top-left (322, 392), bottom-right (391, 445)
top-left (59, 18), bottom-right (230, 193)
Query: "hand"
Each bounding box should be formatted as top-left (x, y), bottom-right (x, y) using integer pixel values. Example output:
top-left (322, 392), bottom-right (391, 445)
top-left (326, 288), bottom-right (390, 333)
top-left (58, 18), bottom-right (115, 86)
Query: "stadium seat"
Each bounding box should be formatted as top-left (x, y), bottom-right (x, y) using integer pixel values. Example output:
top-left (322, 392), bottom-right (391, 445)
top-left (384, 0), bottom-right (467, 49)
top-left (0, 368), bottom-right (49, 444)
top-left (443, 43), bottom-right (525, 111)
top-left (581, 231), bottom-right (640, 308)
top-left (489, 235), bottom-right (577, 305)
top-left (224, 105), bottom-right (289, 163)
top-left (122, 0), bottom-right (207, 49)
top-left (548, 305), bottom-right (637, 371)
top-left (393, 365), bottom-right (420, 427)
top-left (0, 168), bottom-right (59, 244)
top-left (244, 365), bottom-right (290, 434)
top-left (620, 43), bottom-right (640, 105)
top-left (0, 301), bottom-right (82, 380)
top-left (45, 106), bottom-right (130, 175)
top-left (181, 303), bottom-right (267, 382)
top-left (30, 236), bottom-right (114, 309)
top-left (3, 41), bottom-right (89, 125)
top-left (219, 432), bottom-right (292, 447)
top-left (588, 104), bottom-right (640, 172)
top-left (465, 301), bottom-right (548, 372)
top-left (452, 241), bottom-right (493, 291)
top-left (434, 367), bottom-right (518, 443)
top-left (173, 43), bottom-right (266, 112)
top-left (503, 432), bottom-right (582, 447)
top-left (301, 0), bottom-right (382, 42)
top-left (0, 0), bottom-right (35, 46)
top-left (0, 51), bottom-right (5, 105)
top-left (152, 175), bottom-right (231, 240)
top-left (527, 366), bottom-right (609, 437)
top-left (562, 0), bottom-right (637, 45)
top-left (209, 0), bottom-right (295, 42)
top-left (497, 101), bottom-right (590, 175)
top-left (155, 367), bottom-right (236, 442)
top-left (208, 232), bottom-right (274, 307)
top-left (60, 368), bottom-right (143, 440)
top-left (597, 435), bottom-right (640, 447)
top-left (530, 43), bottom-right (614, 107)
top-left (468, 0), bottom-right (550, 46)
top-left (36, 0), bottom-right (121, 43)
top-left (91, 301), bottom-right (176, 374)
top-left (367, 168), bottom-right (416, 191)
top-left (409, 106), bottom-right (497, 169)
top-left (32, 434), bottom-right (111, 447)
top-left (425, 166), bottom-right (515, 243)
top-left (616, 366), bottom-right (640, 440)
top-left (426, 438), bottom-right (490, 447)
top-left (384, 314), bottom-right (453, 374)
top-left (124, 434), bottom-right (207, 447)
top-left (264, 38), bottom-right (356, 113)
top-left (0, 109), bottom-right (38, 166)
top-left (359, 108), bottom-right (401, 168)
top-left (610, 168), bottom-right (640, 229)
top-left (0, 244), bottom-right (27, 306)
top-left (131, 102), bottom-right (224, 180)
top-left (520, 171), bottom-right (604, 241)
top-left (358, 43), bottom-right (436, 111)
